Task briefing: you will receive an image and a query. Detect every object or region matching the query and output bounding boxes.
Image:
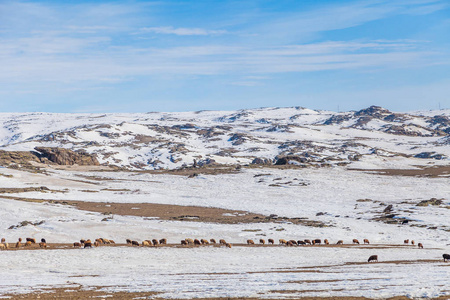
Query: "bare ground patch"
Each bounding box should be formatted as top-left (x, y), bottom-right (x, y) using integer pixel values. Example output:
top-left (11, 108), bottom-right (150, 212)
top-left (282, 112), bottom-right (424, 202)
top-left (350, 165), bottom-right (450, 177)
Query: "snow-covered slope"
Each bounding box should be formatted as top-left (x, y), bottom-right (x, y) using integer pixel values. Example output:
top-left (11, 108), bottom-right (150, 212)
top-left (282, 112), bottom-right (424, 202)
top-left (0, 106), bottom-right (449, 170)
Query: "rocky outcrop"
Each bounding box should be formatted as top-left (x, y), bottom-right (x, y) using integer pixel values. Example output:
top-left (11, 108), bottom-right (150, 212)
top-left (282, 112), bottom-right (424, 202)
top-left (251, 157), bottom-right (272, 165)
top-left (34, 147), bottom-right (100, 166)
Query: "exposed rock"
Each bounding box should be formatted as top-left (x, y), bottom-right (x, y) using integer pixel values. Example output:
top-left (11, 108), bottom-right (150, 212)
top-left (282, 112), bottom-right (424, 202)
top-left (274, 155), bottom-right (307, 165)
top-left (355, 106), bottom-right (391, 118)
top-left (34, 147), bottom-right (100, 166)
top-left (414, 152), bottom-right (446, 160)
top-left (416, 198), bottom-right (443, 206)
top-left (251, 157), bottom-right (272, 165)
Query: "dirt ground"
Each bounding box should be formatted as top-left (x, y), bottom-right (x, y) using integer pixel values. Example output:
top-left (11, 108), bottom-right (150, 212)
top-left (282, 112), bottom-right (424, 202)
top-left (350, 165), bottom-right (450, 177)
top-left (2, 286), bottom-right (449, 300)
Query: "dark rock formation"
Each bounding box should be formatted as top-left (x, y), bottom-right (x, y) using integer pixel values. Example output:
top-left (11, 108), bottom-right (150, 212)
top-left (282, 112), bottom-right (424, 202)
top-left (34, 147), bottom-right (100, 166)
top-left (251, 157), bottom-right (272, 165)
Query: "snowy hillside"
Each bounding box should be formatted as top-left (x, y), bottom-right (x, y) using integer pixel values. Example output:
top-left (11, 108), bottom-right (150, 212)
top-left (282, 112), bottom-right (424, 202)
top-left (0, 106), bottom-right (449, 170)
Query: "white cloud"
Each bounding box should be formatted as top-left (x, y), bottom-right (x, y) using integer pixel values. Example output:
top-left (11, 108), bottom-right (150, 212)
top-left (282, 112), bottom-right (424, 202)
top-left (140, 26), bottom-right (227, 36)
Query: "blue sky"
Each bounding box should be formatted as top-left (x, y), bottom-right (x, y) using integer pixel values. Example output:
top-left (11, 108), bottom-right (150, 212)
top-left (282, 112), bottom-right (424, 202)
top-left (0, 0), bottom-right (449, 113)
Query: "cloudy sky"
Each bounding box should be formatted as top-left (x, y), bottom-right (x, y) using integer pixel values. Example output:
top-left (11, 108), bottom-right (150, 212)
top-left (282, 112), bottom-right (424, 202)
top-left (0, 0), bottom-right (449, 112)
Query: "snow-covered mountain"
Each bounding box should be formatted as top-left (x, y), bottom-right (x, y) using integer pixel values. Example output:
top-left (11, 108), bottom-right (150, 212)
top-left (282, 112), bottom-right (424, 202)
top-left (0, 106), bottom-right (448, 170)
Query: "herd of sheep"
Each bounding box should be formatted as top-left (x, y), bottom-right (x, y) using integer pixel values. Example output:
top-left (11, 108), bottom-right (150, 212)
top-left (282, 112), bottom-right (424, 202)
top-left (1, 236), bottom-right (449, 262)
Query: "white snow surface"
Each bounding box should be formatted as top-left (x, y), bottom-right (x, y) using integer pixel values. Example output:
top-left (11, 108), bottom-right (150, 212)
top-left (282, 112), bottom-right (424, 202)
top-left (0, 165), bottom-right (449, 298)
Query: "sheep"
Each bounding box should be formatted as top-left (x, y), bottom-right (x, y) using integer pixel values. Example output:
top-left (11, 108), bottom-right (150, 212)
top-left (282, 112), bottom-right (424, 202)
top-left (26, 238), bottom-right (36, 244)
top-left (142, 240), bottom-right (150, 247)
top-left (39, 242), bottom-right (47, 248)
top-left (201, 239), bottom-right (209, 245)
top-left (353, 239), bottom-right (360, 244)
top-left (418, 243), bottom-right (423, 249)
top-left (210, 239), bottom-right (216, 244)
top-left (298, 240), bottom-right (306, 245)
top-left (80, 239), bottom-right (86, 244)
top-left (313, 239), bottom-right (321, 245)
top-left (94, 241), bottom-right (100, 247)
top-left (15, 238), bottom-right (22, 248)
top-left (159, 238), bottom-right (167, 245)
top-left (84, 242), bottom-right (93, 248)
top-left (411, 240), bottom-right (415, 245)
top-left (337, 240), bottom-right (344, 245)
top-left (268, 239), bottom-right (274, 244)
top-left (443, 254), bottom-right (450, 262)
top-left (85, 239), bottom-right (92, 244)
top-left (288, 240), bottom-right (298, 246)
top-left (126, 239), bottom-right (132, 244)
top-left (279, 239), bottom-right (287, 245)
top-left (363, 239), bottom-right (370, 244)
top-left (181, 240), bottom-right (188, 245)
top-left (193, 239), bottom-right (200, 246)
top-left (41, 238), bottom-right (46, 243)
top-left (101, 238), bottom-right (110, 244)
top-left (404, 239), bottom-right (409, 244)
top-left (259, 239), bottom-right (265, 245)
top-left (324, 239), bottom-right (329, 245)
top-left (304, 239), bottom-right (311, 245)
top-left (109, 240), bottom-right (115, 244)
top-left (186, 238), bottom-right (194, 245)
top-left (0, 244), bottom-right (5, 250)
top-left (247, 239), bottom-right (255, 245)
top-left (219, 239), bottom-right (227, 245)
top-left (225, 243), bottom-right (232, 248)
top-left (1, 238), bottom-right (4, 243)
top-left (25, 241), bottom-right (32, 247)
top-left (368, 255), bottom-right (378, 262)
top-left (131, 240), bottom-right (140, 247)
top-left (73, 242), bottom-right (82, 248)
top-left (95, 239), bottom-right (103, 245)
top-left (152, 239), bottom-right (159, 246)
top-left (286, 241), bottom-right (294, 246)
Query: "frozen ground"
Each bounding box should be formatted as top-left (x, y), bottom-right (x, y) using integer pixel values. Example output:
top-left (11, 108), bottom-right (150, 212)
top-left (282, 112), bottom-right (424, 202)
top-left (0, 165), bottom-right (449, 298)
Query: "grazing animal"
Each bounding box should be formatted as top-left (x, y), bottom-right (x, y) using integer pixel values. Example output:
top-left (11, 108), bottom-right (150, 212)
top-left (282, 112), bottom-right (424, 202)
top-left (225, 243), bottom-right (232, 248)
top-left (268, 239), bottom-right (274, 244)
top-left (443, 254), bottom-right (450, 262)
top-left (84, 242), bottom-right (92, 248)
top-left (186, 238), bottom-right (194, 245)
top-left (131, 240), bottom-right (140, 247)
top-left (313, 239), bottom-right (321, 245)
top-left (324, 239), bottom-right (329, 245)
top-left (142, 241), bottom-right (150, 247)
top-left (298, 240), bottom-right (306, 245)
top-left (364, 239), bottom-right (370, 244)
top-left (210, 239), bottom-right (216, 244)
top-left (94, 241), bottom-right (100, 247)
top-left (85, 239), bottom-right (92, 244)
top-left (201, 239), bottom-right (209, 245)
top-left (95, 239), bottom-right (103, 245)
top-left (80, 239), bottom-right (86, 244)
top-left (247, 239), bottom-right (255, 245)
top-left (279, 239), bottom-right (287, 245)
top-left (39, 242), bottom-right (47, 248)
top-left (15, 238), bottom-right (22, 248)
top-left (404, 239), bottom-right (409, 244)
top-left (0, 244), bottom-right (5, 250)
top-left (286, 241), bottom-right (294, 246)
top-left (259, 239), bottom-right (265, 245)
top-left (152, 239), bottom-right (159, 246)
top-left (418, 243), bottom-right (423, 249)
top-left (101, 238), bottom-right (110, 244)
top-left (26, 238), bottom-right (36, 244)
top-left (353, 239), bottom-right (360, 244)
top-left (304, 239), bottom-right (311, 245)
top-left (411, 240), bottom-right (415, 245)
top-left (41, 238), bottom-right (46, 243)
top-left (193, 239), bottom-right (201, 246)
top-left (109, 240), bottom-right (115, 244)
top-left (181, 240), bottom-right (188, 245)
top-left (219, 239), bottom-right (227, 245)
top-left (25, 241), bottom-right (32, 247)
top-left (337, 240), bottom-right (343, 245)
top-left (1, 238), bottom-right (5, 243)
top-left (73, 242), bottom-right (81, 248)
top-left (368, 255), bottom-right (378, 263)
top-left (126, 239), bottom-right (132, 244)
top-left (160, 238), bottom-right (167, 245)
top-left (289, 240), bottom-right (298, 246)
